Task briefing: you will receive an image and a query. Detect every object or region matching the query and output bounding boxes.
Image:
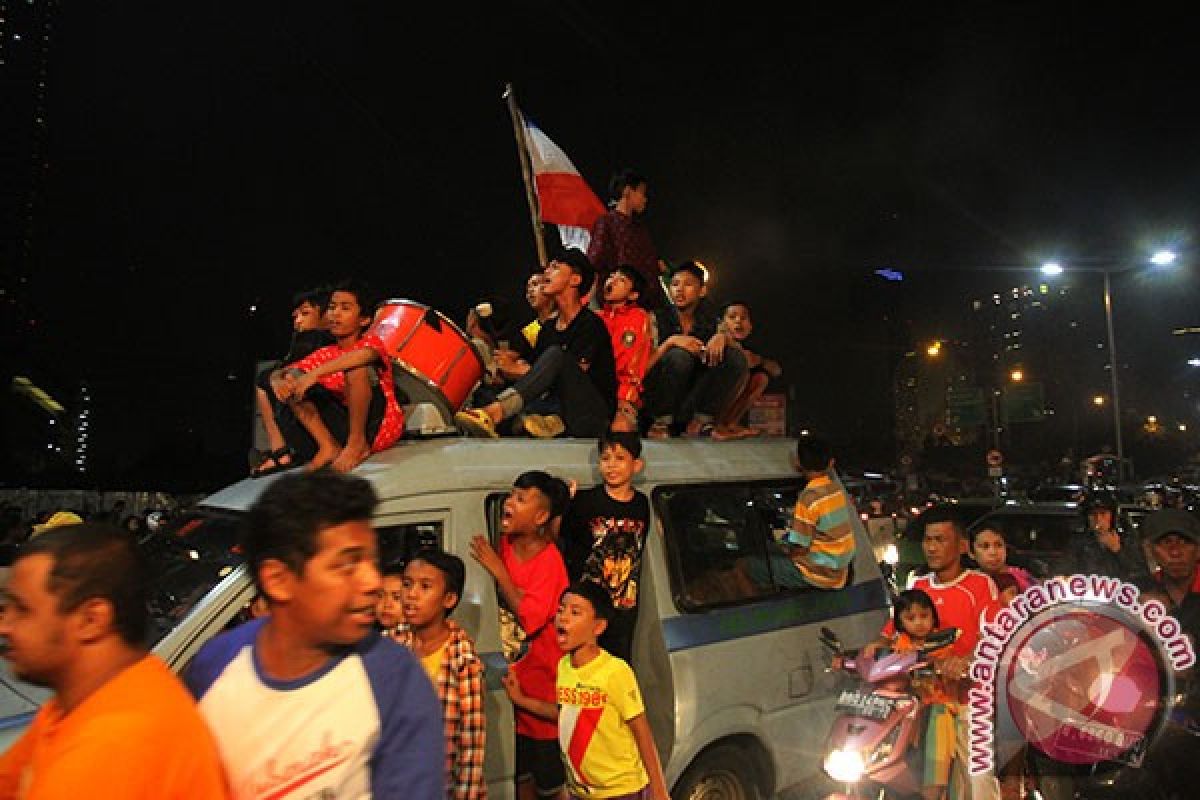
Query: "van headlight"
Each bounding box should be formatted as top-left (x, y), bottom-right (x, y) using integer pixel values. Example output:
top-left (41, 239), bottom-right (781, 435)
top-left (882, 544), bottom-right (899, 565)
top-left (823, 748), bottom-right (865, 783)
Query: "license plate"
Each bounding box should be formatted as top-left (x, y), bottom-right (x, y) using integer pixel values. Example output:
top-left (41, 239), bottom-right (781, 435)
top-left (835, 689), bottom-right (898, 721)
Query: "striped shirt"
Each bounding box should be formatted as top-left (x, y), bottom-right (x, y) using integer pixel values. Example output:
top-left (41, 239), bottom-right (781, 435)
top-left (786, 474), bottom-right (857, 589)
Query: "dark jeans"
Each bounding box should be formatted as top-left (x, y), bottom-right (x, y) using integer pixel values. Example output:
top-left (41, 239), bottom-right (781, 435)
top-left (642, 345), bottom-right (747, 424)
top-left (511, 347), bottom-right (611, 438)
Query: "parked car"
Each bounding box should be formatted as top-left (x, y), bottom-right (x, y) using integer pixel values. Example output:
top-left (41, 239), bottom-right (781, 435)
top-left (1, 436), bottom-right (889, 800)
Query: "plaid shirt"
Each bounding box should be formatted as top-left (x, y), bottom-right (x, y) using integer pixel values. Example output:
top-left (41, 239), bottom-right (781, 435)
top-left (397, 622), bottom-right (488, 799)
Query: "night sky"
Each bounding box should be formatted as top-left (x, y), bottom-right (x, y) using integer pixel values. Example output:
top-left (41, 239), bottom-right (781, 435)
top-left (8, 3), bottom-right (1200, 490)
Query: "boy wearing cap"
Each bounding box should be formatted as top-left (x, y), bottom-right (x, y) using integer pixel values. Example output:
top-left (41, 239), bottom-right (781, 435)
top-left (457, 249), bottom-right (617, 439)
top-left (641, 261), bottom-right (746, 439)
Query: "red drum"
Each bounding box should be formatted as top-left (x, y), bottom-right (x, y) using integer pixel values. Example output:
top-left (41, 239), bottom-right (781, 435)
top-left (368, 299), bottom-right (484, 418)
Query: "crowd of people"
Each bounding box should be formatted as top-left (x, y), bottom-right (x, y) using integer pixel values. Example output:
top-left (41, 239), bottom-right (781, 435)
top-left (0, 428), bottom-right (863, 799)
top-left (248, 169), bottom-right (783, 478)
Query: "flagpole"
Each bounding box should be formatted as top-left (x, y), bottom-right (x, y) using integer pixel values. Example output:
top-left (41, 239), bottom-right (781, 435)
top-left (503, 83), bottom-right (548, 267)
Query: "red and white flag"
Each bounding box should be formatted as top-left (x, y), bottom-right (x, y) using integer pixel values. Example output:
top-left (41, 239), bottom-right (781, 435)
top-left (521, 116), bottom-right (605, 251)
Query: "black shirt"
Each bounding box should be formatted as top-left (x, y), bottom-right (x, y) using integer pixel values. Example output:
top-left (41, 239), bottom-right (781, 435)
top-left (561, 486), bottom-right (651, 610)
top-left (654, 298), bottom-right (721, 344)
top-left (535, 307), bottom-right (617, 415)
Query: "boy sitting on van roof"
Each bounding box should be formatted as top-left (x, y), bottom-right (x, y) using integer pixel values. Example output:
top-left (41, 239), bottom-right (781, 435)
top-left (271, 279), bottom-right (405, 473)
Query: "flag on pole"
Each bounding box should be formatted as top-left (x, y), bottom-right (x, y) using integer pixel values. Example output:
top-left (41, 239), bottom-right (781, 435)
top-left (521, 116), bottom-right (605, 252)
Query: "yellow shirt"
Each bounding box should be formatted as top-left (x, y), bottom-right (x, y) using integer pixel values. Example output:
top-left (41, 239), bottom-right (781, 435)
top-left (557, 650), bottom-right (648, 798)
top-left (420, 642), bottom-right (447, 685)
top-left (522, 319), bottom-right (542, 349)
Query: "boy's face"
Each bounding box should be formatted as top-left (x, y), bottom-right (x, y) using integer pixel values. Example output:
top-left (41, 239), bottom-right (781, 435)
top-left (263, 519), bottom-right (382, 647)
top-left (326, 291), bottom-right (371, 340)
top-left (402, 559), bottom-right (456, 629)
top-left (722, 304), bottom-right (752, 340)
top-left (899, 604), bottom-right (934, 640)
top-left (376, 574), bottom-right (404, 630)
top-left (555, 591), bottom-right (606, 653)
top-left (622, 182), bottom-right (649, 214)
top-left (501, 486), bottom-right (551, 537)
top-left (599, 443), bottom-right (643, 490)
top-left (603, 271), bottom-right (639, 305)
top-left (543, 260), bottom-right (579, 297)
top-left (292, 301), bottom-right (324, 333)
top-left (669, 272), bottom-right (705, 310)
top-left (527, 273), bottom-right (552, 312)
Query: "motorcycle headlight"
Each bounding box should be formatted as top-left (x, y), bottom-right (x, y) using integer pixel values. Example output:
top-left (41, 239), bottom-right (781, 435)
top-left (883, 544), bottom-right (899, 565)
top-left (823, 748), bottom-right (866, 783)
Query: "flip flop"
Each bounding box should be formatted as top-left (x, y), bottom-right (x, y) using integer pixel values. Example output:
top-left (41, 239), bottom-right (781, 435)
top-left (456, 408), bottom-right (499, 438)
top-left (251, 447), bottom-right (297, 478)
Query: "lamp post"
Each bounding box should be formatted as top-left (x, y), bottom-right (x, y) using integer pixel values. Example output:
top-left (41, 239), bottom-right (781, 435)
top-left (1041, 249), bottom-right (1177, 484)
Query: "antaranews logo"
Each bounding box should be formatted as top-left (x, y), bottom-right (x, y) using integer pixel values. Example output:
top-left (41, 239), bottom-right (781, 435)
top-left (967, 575), bottom-right (1195, 775)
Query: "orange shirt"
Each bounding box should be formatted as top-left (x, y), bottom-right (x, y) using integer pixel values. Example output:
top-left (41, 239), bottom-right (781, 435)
top-left (0, 655), bottom-right (229, 800)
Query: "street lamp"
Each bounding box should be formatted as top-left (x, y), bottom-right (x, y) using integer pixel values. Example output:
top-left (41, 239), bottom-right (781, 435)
top-left (1040, 250), bottom-right (1179, 483)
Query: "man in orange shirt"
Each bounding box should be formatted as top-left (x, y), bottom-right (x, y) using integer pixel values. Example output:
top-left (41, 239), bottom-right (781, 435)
top-left (0, 523), bottom-right (229, 799)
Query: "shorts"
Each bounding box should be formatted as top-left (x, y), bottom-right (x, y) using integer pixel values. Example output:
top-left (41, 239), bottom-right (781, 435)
top-left (516, 734), bottom-right (566, 797)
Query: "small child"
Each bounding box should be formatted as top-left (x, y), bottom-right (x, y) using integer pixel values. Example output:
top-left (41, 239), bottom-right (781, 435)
top-left (560, 431), bottom-right (650, 662)
top-left (470, 471), bottom-right (571, 800)
top-left (890, 589), bottom-right (956, 800)
top-left (716, 301), bottom-right (781, 440)
top-left (376, 562), bottom-right (405, 639)
top-left (393, 550), bottom-right (487, 800)
top-left (503, 582), bottom-right (670, 800)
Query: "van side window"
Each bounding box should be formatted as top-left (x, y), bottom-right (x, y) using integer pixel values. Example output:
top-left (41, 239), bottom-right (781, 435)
top-left (376, 522), bottom-right (443, 569)
top-left (658, 482), bottom-right (802, 610)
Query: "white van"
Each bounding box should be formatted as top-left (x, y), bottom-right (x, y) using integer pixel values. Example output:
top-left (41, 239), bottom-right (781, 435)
top-left (1, 436), bottom-right (890, 799)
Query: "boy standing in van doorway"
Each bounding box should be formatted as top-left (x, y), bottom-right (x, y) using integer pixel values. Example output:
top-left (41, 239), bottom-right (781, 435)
top-left (470, 471), bottom-right (571, 800)
top-left (560, 431), bottom-right (650, 661)
top-left (503, 582), bottom-right (671, 800)
top-left (186, 470), bottom-right (444, 799)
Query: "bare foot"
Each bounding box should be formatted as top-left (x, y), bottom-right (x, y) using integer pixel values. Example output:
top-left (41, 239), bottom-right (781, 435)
top-left (331, 440), bottom-right (371, 473)
top-left (307, 445), bottom-right (341, 472)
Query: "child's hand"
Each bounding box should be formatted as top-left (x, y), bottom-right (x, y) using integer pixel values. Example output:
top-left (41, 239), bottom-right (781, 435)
top-left (270, 373), bottom-right (294, 403)
top-left (705, 333), bottom-right (727, 365)
top-left (502, 671), bottom-right (524, 703)
top-left (469, 535), bottom-right (503, 577)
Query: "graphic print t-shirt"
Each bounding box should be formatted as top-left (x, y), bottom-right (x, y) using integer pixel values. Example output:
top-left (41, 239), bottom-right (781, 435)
top-left (185, 617), bottom-right (444, 800)
top-left (557, 651), bottom-right (649, 798)
top-left (561, 487), bottom-right (650, 610)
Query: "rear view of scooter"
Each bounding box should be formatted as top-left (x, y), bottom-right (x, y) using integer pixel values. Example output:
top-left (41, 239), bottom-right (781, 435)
top-left (818, 625), bottom-right (959, 800)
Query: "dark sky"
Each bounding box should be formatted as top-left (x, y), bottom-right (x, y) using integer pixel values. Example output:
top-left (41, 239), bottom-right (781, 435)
top-left (12, 2), bottom-right (1200, 489)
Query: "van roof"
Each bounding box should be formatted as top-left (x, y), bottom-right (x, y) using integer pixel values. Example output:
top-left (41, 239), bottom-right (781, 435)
top-left (201, 436), bottom-right (802, 512)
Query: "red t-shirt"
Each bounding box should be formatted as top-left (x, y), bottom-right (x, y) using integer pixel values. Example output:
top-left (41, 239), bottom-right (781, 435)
top-left (598, 303), bottom-right (653, 407)
top-left (502, 536), bottom-right (568, 740)
top-left (882, 569), bottom-right (1000, 660)
top-left (290, 333), bottom-right (404, 452)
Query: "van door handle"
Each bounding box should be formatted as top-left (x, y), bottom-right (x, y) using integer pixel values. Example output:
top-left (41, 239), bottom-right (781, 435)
top-left (788, 651), bottom-right (814, 698)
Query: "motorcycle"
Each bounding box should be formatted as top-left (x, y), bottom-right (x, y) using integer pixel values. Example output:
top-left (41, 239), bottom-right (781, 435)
top-left (818, 625), bottom-right (959, 800)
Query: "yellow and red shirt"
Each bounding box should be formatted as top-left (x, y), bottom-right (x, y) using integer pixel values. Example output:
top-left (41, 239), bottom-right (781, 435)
top-left (556, 651), bottom-right (649, 798)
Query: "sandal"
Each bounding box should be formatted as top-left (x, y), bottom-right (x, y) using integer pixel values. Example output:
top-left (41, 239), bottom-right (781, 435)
top-left (251, 447), bottom-right (297, 478)
top-left (456, 407), bottom-right (499, 438)
top-left (647, 421), bottom-right (671, 440)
